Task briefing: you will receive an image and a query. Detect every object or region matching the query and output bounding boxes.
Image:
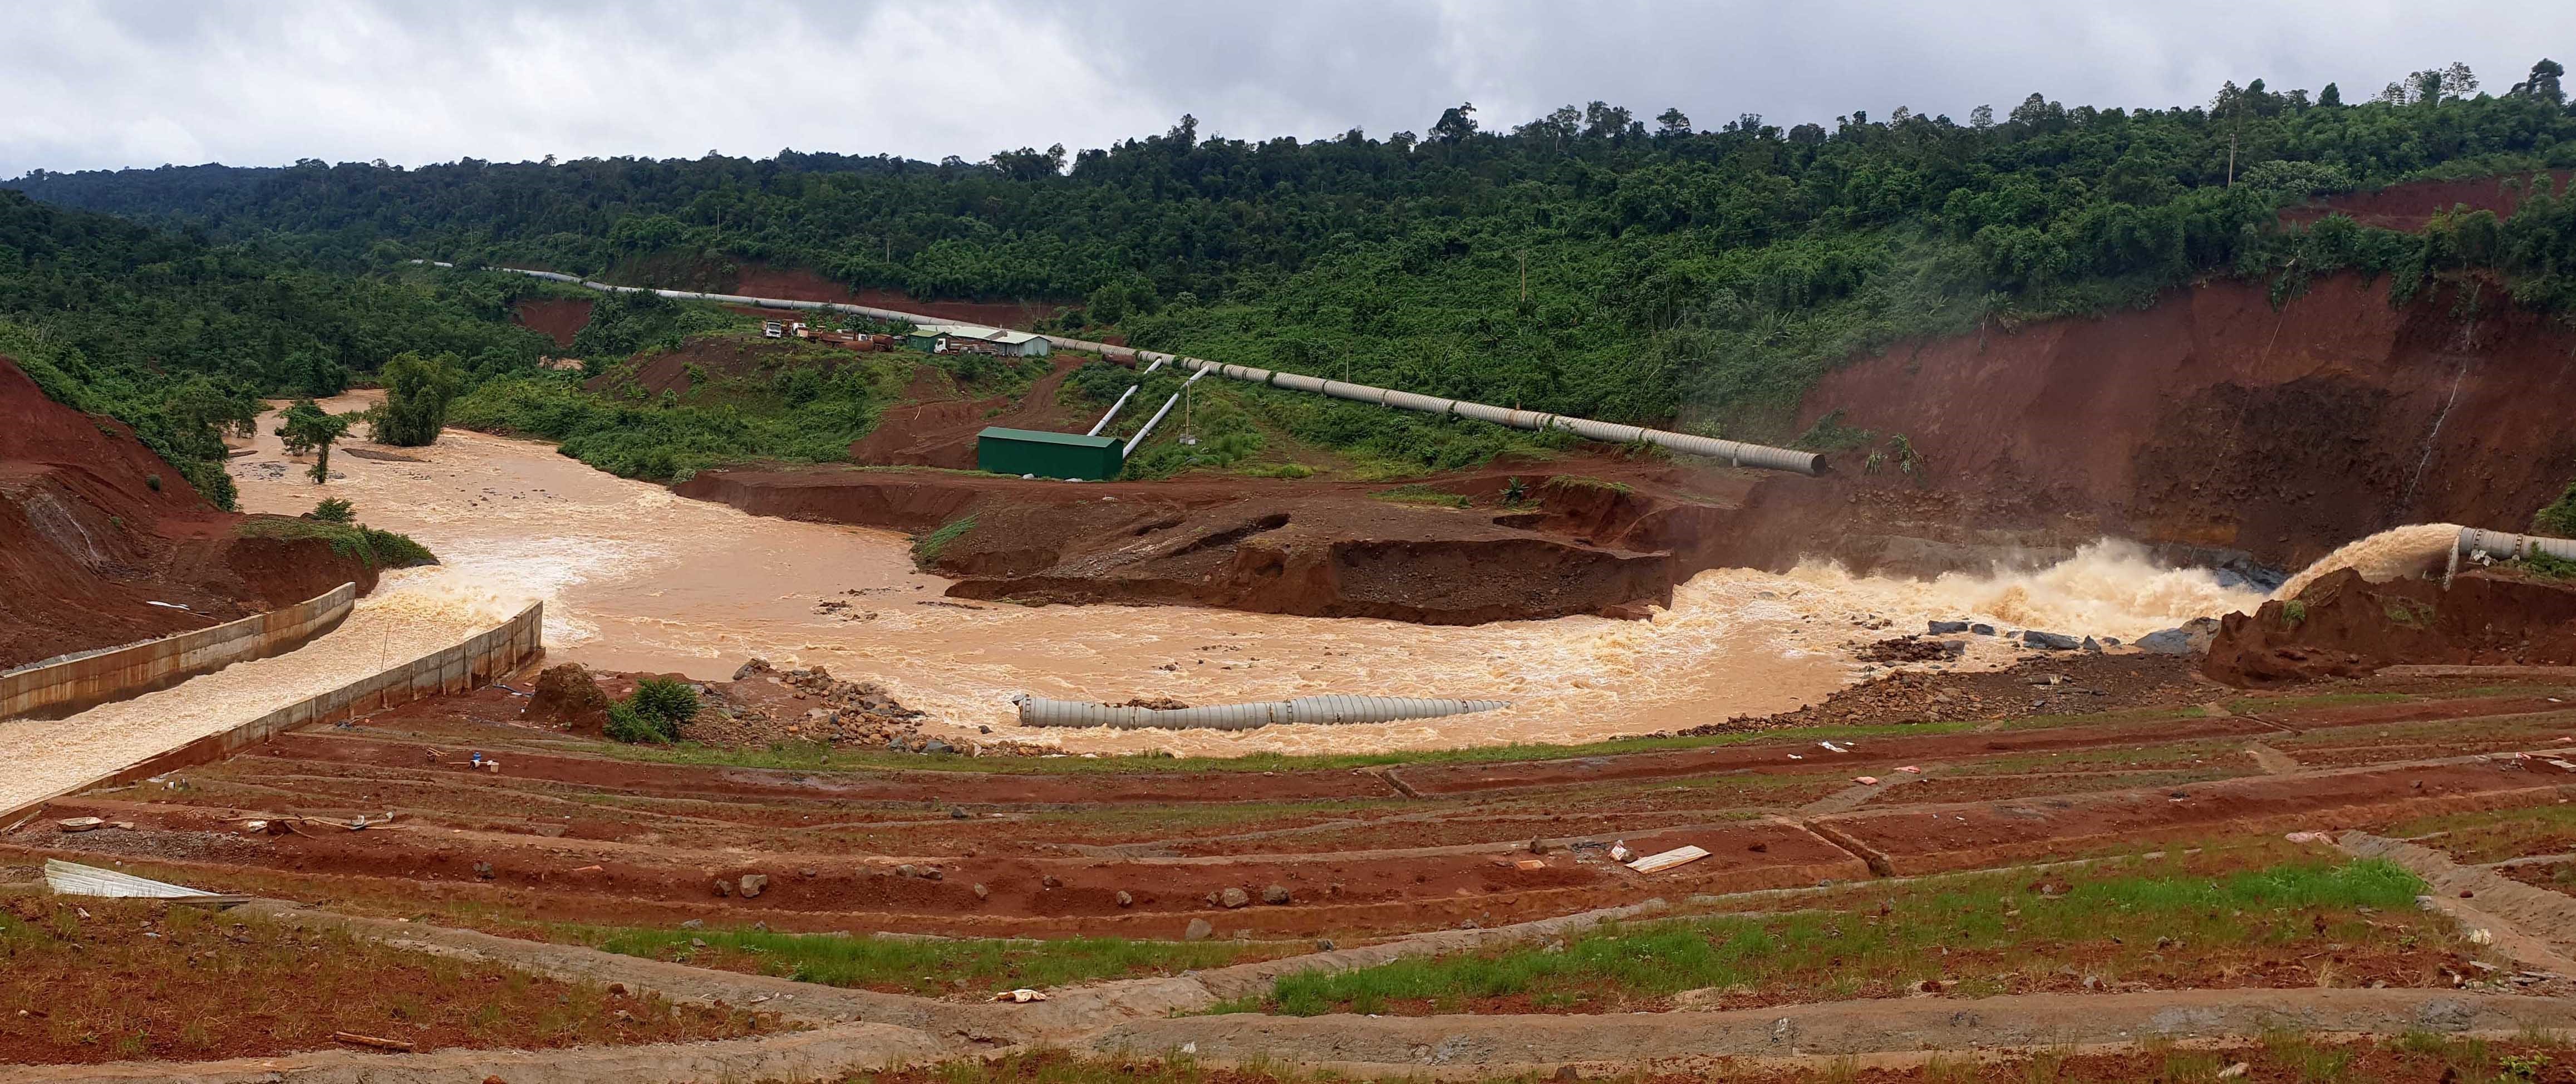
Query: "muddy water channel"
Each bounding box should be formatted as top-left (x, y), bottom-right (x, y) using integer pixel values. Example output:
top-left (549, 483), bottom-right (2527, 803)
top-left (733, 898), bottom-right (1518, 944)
top-left (230, 398), bottom-right (2262, 755)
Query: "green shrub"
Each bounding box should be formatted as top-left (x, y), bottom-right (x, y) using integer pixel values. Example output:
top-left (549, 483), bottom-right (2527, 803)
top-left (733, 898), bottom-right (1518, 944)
top-left (2536, 478), bottom-right (2576, 537)
top-left (310, 498), bottom-right (355, 523)
top-left (606, 677), bottom-right (699, 744)
top-left (235, 518), bottom-right (435, 568)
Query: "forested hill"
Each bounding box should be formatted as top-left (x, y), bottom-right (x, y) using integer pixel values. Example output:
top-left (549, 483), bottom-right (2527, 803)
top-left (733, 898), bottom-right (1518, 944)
top-left (0, 190), bottom-right (551, 507)
top-left (11, 61), bottom-right (2576, 435)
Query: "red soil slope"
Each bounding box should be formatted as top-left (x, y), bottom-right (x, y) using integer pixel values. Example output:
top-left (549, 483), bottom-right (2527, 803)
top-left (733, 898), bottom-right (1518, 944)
top-left (676, 463), bottom-right (1744, 623)
top-left (2204, 567), bottom-right (2576, 686)
top-left (1752, 273), bottom-right (2576, 573)
top-left (509, 297), bottom-right (594, 347)
top-left (2279, 171), bottom-right (2572, 232)
top-left (0, 360), bottom-right (376, 669)
top-left (728, 262), bottom-right (1070, 330)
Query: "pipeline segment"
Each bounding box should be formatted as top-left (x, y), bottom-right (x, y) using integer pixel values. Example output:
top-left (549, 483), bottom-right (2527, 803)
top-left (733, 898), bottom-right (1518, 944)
top-left (1014, 693), bottom-right (1510, 730)
top-left (2457, 528), bottom-right (2576, 562)
top-left (459, 264), bottom-right (1825, 475)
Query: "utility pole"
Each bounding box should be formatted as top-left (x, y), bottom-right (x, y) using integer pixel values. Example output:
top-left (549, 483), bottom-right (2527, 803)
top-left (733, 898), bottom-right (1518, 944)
top-left (1518, 250), bottom-right (1529, 304)
top-left (2226, 131), bottom-right (2238, 187)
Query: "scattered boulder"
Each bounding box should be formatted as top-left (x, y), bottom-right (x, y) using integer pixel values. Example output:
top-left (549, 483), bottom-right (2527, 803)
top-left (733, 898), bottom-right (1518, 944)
top-left (1970, 623), bottom-right (1996, 636)
top-left (1927, 620), bottom-right (1971, 635)
top-left (2137, 629), bottom-right (2195, 655)
top-left (1115, 890), bottom-right (1133, 908)
top-left (523, 663), bottom-right (613, 734)
top-left (2022, 630), bottom-right (2082, 651)
top-left (1261, 884), bottom-right (1292, 905)
top-left (2081, 636), bottom-right (2102, 653)
top-left (1218, 886), bottom-right (1251, 909)
top-left (710, 879), bottom-right (730, 898)
top-left (738, 874), bottom-right (768, 899)
top-left (1184, 918), bottom-right (1214, 941)
top-left (972, 882), bottom-right (989, 900)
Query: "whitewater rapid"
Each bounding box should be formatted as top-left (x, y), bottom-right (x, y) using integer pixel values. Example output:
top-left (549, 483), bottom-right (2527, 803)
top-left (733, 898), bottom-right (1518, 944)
top-left (228, 397), bottom-right (2268, 755)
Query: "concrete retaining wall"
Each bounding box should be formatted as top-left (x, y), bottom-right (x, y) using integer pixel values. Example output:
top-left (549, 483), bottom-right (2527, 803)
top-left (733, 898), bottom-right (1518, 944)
top-left (1, 583), bottom-right (358, 721)
top-left (73, 601), bottom-right (546, 802)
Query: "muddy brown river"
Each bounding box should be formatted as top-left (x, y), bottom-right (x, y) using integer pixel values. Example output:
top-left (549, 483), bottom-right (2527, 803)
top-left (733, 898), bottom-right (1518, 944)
top-left (227, 397), bottom-right (2264, 755)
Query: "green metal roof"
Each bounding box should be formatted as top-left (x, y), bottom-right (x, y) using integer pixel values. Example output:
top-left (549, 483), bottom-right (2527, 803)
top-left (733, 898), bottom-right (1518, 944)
top-left (977, 426), bottom-right (1120, 449)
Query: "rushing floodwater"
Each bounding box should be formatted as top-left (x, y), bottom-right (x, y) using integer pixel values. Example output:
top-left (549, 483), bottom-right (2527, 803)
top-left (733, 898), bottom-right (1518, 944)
top-left (228, 397), bottom-right (2267, 755)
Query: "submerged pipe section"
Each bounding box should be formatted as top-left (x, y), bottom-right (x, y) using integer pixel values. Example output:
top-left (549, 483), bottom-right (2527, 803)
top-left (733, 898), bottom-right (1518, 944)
top-left (1014, 693), bottom-right (1511, 730)
top-left (466, 265), bottom-right (1825, 474)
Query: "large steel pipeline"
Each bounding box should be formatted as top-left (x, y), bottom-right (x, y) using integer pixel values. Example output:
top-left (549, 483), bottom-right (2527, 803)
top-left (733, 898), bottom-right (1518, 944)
top-left (1014, 693), bottom-right (1510, 730)
top-left (464, 264), bottom-right (1826, 475)
top-left (2457, 528), bottom-right (2576, 562)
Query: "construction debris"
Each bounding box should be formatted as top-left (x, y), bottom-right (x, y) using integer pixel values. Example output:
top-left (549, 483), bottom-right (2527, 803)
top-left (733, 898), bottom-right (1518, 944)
top-left (1626, 845), bottom-right (1712, 874)
top-left (43, 859), bottom-right (246, 906)
top-left (56, 817), bottom-right (106, 833)
top-left (991, 988), bottom-right (1050, 1003)
top-left (332, 1031), bottom-right (417, 1052)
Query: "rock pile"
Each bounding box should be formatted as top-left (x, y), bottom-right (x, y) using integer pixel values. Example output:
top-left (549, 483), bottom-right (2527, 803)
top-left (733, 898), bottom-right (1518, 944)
top-left (690, 658), bottom-right (933, 749)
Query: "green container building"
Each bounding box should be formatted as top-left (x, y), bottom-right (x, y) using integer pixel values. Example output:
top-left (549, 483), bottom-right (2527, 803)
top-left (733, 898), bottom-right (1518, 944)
top-left (976, 426), bottom-right (1125, 480)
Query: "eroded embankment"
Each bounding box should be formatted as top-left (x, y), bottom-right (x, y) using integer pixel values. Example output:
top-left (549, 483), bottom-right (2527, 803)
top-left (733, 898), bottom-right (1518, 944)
top-left (2208, 567), bottom-right (2576, 686)
top-left (0, 359), bottom-right (378, 669)
top-left (677, 465), bottom-right (1733, 623)
top-left (1742, 272), bottom-right (2576, 576)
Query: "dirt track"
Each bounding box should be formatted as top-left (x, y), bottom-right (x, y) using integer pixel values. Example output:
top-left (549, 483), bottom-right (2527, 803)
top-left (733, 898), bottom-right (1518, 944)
top-left (13, 674), bottom-right (2574, 942)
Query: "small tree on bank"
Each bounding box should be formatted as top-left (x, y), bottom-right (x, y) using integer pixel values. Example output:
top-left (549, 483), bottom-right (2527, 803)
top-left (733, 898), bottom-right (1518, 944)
top-left (276, 399), bottom-right (353, 484)
top-left (370, 351), bottom-right (463, 447)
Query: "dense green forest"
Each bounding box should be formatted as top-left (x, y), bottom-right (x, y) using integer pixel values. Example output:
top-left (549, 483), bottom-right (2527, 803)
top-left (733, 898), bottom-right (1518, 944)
top-left (17, 60), bottom-right (2576, 438)
top-left (7, 60), bottom-right (2574, 487)
top-left (0, 190), bottom-right (550, 506)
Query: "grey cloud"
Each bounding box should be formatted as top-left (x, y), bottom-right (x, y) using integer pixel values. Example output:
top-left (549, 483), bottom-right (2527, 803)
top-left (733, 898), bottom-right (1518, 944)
top-left (3, 0), bottom-right (2569, 177)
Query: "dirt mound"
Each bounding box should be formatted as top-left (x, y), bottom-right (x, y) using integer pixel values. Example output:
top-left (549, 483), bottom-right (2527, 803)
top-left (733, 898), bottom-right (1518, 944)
top-left (582, 336), bottom-right (847, 399)
top-left (2203, 567), bottom-right (2576, 687)
top-left (523, 663), bottom-right (613, 734)
top-left (677, 464), bottom-right (1734, 624)
top-left (0, 359), bottom-right (376, 668)
top-left (1756, 272), bottom-right (2576, 576)
top-left (1681, 651), bottom-right (2212, 733)
top-left (509, 297), bottom-right (594, 347)
top-left (2279, 171), bottom-right (2570, 232)
top-left (849, 358), bottom-right (1088, 469)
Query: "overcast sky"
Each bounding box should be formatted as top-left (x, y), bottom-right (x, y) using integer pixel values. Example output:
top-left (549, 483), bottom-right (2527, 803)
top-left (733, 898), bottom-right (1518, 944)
top-left (3, 1), bottom-right (2569, 178)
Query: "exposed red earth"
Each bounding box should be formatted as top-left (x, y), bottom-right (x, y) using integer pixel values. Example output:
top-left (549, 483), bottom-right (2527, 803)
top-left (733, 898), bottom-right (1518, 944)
top-left (679, 460), bottom-right (1742, 622)
top-left (509, 296), bottom-right (595, 347)
top-left (11, 664), bottom-right (2572, 946)
top-left (0, 359), bottom-right (377, 668)
top-left (2205, 567), bottom-right (2576, 686)
top-left (2278, 171), bottom-right (2573, 232)
top-left (1754, 272), bottom-right (2576, 575)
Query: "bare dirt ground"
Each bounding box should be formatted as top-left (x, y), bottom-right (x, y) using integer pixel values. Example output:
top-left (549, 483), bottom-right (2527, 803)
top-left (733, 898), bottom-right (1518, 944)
top-left (4, 666), bottom-right (2573, 1078)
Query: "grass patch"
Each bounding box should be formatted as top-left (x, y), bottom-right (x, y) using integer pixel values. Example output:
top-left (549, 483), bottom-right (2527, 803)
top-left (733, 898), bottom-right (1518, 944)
top-left (236, 516), bottom-right (436, 567)
top-left (912, 514), bottom-right (977, 563)
top-left (1217, 858), bottom-right (2439, 1016)
top-left (1369, 483), bottom-right (1470, 508)
top-left (2377, 801), bottom-right (2576, 865)
top-left (2226, 692), bottom-right (2411, 715)
top-left (576, 925), bottom-right (1275, 997)
top-left (1543, 474), bottom-right (1632, 496)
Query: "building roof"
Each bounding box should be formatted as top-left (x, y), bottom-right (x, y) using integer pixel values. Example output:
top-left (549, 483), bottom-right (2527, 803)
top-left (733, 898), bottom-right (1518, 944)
top-left (916, 323), bottom-right (1050, 346)
top-left (977, 426), bottom-right (1119, 449)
